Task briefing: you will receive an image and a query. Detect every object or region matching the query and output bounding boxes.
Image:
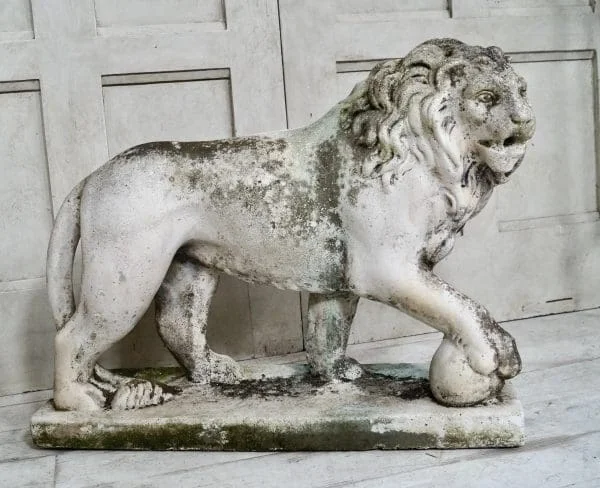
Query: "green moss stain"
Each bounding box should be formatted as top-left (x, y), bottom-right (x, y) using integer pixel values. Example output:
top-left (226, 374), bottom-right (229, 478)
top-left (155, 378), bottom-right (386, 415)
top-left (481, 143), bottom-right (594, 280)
top-left (313, 138), bottom-right (343, 228)
top-left (220, 421), bottom-right (438, 451)
top-left (354, 372), bottom-right (432, 401)
top-left (112, 367), bottom-right (185, 384)
top-left (139, 138), bottom-right (287, 164)
top-left (443, 424), bottom-right (523, 448)
top-left (33, 419), bottom-right (439, 451)
top-left (33, 423), bottom-right (214, 450)
top-left (33, 417), bottom-right (522, 451)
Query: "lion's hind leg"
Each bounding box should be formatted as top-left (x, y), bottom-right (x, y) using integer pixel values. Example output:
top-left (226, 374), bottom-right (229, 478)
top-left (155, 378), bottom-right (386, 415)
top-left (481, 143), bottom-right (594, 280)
top-left (53, 236), bottom-right (180, 411)
top-left (155, 252), bottom-right (243, 384)
top-left (55, 310), bottom-right (180, 412)
top-left (305, 293), bottom-right (362, 380)
top-left (54, 309), bottom-right (108, 411)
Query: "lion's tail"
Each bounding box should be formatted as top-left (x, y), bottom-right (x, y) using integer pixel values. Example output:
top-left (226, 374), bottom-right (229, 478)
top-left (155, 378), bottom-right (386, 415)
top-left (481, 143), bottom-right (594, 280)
top-left (47, 180), bottom-right (86, 330)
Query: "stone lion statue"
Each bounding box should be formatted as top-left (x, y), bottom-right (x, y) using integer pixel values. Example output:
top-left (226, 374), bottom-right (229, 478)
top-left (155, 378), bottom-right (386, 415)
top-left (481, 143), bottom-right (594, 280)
top-left (48, 38), bottom-right (534, 411)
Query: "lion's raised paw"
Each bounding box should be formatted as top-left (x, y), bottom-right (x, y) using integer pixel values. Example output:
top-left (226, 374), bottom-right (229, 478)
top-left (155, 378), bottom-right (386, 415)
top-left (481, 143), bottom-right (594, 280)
top-left (492, 329), bottom-right (522, 379)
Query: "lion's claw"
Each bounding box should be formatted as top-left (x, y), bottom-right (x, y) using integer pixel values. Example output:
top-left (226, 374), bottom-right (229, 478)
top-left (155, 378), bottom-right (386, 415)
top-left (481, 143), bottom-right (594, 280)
top-left (110, 379), bottom-right (180, 410)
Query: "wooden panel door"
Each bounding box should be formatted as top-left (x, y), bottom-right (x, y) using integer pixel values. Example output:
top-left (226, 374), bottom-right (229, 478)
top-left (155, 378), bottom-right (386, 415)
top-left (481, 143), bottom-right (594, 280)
top-left (0, 0), bottom-right (299, 395)
top-left (279, 0), bottom-right (600, 343)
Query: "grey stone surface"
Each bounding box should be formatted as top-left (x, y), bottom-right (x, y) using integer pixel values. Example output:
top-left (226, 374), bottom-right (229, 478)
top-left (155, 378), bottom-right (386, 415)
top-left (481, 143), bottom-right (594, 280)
top-left (31, 362), bottom-right (524, 450)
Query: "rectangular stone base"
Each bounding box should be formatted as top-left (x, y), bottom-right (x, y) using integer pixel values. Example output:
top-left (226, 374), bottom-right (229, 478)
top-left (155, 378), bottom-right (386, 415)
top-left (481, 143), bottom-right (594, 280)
top-left (31, 363), bottom-right (524, 450)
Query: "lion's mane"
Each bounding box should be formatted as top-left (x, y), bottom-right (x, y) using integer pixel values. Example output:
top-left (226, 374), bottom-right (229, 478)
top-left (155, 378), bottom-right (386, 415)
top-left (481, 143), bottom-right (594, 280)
top-left (340, 38), bottom-right (511, 220)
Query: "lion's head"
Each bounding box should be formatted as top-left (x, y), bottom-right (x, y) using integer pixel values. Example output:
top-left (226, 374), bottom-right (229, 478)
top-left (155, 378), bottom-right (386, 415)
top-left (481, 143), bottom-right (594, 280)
top-left (340, 38), bottom-right (535, 216)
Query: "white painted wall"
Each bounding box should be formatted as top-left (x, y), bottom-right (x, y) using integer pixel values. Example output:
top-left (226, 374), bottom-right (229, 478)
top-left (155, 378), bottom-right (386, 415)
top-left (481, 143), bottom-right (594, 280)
top-left (1, 0), bottom-right (598, 395)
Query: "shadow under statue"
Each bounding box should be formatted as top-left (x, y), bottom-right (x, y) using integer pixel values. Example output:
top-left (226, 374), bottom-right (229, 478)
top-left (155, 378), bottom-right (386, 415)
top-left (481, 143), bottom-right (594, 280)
top-left (32, 38), bottom-right (535, 450)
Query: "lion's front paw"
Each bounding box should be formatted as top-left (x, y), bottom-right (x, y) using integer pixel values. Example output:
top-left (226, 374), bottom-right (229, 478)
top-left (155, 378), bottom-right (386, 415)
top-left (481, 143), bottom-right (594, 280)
top-left (489, 327), bottom-right (522, 379)
top-left (460, 322), bottom-right (521, 380)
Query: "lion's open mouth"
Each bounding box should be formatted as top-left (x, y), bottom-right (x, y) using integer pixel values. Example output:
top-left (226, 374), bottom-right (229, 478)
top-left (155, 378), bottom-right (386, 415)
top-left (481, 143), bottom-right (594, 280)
top-left (479, 136), bottom-right (521, 149)
top-left (476, 139), bottom-right (527, 184)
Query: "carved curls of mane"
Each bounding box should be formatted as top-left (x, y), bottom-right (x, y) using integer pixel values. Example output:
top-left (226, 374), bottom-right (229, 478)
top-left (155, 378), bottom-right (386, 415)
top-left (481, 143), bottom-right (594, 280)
top-left (339, 38), bottom-right (510, 182)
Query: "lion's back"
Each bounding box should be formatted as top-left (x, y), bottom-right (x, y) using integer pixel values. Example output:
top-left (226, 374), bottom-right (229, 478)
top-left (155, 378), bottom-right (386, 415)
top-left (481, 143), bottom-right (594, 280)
top-left (80, 135), bottom-right (294, 220)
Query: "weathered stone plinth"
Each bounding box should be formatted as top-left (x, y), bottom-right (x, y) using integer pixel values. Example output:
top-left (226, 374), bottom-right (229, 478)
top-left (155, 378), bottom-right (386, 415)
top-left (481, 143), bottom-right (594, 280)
top-left (31, 362), bottom-right (524, 450)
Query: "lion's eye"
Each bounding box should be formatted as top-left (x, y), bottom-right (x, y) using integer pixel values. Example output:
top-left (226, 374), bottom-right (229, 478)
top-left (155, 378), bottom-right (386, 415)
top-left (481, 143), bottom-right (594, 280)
top-left (407, 65), bottom-right (430, 85)
top-left (519, 86), bottom-right (527, 97)
top-left (410, 74), bottom-right (429, 85)
top-left (477, 91), bottom-right (496, 105)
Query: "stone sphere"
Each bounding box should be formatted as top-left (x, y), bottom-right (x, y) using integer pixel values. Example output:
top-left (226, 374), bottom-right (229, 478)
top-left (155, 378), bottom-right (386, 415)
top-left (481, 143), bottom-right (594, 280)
top-left (429, 336), bottom-right (503, 407)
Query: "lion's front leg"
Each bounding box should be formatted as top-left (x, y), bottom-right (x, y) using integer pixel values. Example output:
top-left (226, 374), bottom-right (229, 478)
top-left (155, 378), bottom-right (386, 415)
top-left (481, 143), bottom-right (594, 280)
top-left (362, 267), bottom-right (521, 405)
top-left (305, 293), bottom-right (362, 380)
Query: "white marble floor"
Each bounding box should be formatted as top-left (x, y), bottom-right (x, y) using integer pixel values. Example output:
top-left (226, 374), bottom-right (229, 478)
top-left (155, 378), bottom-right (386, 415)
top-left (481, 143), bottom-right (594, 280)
top-left (1, 309), bottom-right (599, 488)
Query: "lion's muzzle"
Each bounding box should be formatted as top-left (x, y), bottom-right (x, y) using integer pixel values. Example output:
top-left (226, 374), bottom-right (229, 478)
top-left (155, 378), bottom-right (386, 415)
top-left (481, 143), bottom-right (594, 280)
top-left (477, 116), bottom-right (535, 184)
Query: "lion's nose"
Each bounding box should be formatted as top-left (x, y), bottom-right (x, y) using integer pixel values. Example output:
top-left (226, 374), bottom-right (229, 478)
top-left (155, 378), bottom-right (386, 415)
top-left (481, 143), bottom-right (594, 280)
top-left (519, 118), bottom-right (535, 141)
top-left (510, 112), bottom-right (533, 125)
top-left (510, 111), bottom-right (535, 143)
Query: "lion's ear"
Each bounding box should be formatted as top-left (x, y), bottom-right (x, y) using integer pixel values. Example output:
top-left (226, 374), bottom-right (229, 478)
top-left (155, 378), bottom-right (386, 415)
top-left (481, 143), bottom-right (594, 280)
top-left (435, 60), bottom-right (468, 88)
